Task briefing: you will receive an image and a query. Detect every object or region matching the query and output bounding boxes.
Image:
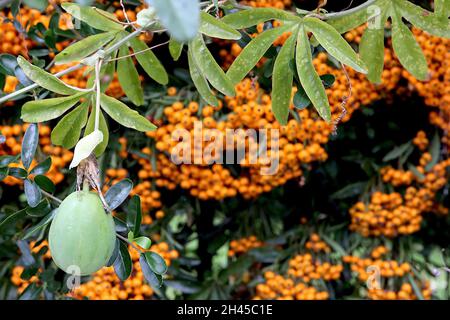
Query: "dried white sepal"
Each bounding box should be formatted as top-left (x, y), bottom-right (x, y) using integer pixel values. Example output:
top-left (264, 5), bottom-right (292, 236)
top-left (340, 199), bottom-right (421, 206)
top-left (69, 130), bottom-right (103, 169)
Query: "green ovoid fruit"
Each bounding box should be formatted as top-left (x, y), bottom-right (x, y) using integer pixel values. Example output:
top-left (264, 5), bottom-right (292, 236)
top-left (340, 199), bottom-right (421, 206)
top-left (49, 190), bottom-right (116, 275)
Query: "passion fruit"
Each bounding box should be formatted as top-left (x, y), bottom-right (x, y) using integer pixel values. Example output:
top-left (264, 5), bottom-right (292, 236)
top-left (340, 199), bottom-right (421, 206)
top-left (49, 190), bottom-right (116, 275)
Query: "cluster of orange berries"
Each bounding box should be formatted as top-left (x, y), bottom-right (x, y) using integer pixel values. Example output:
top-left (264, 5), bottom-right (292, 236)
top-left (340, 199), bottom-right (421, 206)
top-left (240, 0), bottom-right (292, 9)
top-left (413, 130), bottom-right (430, 151)
top-left (228, 236), bottom-right (264, 257)
top-left (72, 242), bottom-right (178, 300)
top-left (380, 167), bottom-right (415, 187)
top-left (304, 233), bottom-right (331, 253)
top-left (343, 247), bottom-right (431, 300)
top-left (0, 124), bottom-right (72, 185)
top-left (288, 253), bottom-right (343, 282)
top-left (253, 271), bottom-right (329, 300)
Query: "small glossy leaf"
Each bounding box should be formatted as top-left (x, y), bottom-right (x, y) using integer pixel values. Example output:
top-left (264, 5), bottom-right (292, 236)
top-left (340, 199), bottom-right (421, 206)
top-left (221, 8), bottom-right (298, 29)
top-left (140, 254), bottom-right (163, 288)
top-left (21, 92), bottom-right (88, 123)
top-left (34, 175), bottom-right (55, 194)
top-left (321, 74), bottom-right (336, 88)
top-left (24, 179), bottom-right (42, 208)
top-left (396, 0), bottom-right (450, 38)
top-left (272, 32), bottom-right (296, 125)
top-left (0, 209), bottom-right (27, 233)
top-left (360, 26), bottom-right (385, 83)
top-left (305, 17), bottom-right (367, 73)
top-left (129, 37), bottom-right (168, 85)
top-left (21, 123), bottom-right (39, 170)
top-left (426, 133), bottom-right (441, 171)
top-left (227, 24), bottom-right (290, 85)
top-left (190, 35), bottom-right (235, 96)
top-left (296, 26), bottom-right (331, 122)
top-left (113, 240), bottom-right (132, 281)
top-left (169, 38), bottom-right (183, 61)
top-left (134, 236), bottom-right (151, 250)
top-left (100, 93), bottom-right (157, 132)
top-left (69, 130), bottom-right (103, 169)
top-left (22, 209), bottom-right (56, 240)
top-left (106, 239), bottom-right (120, 267)
top-left (199, 11), bottom-right (241, 40)
top-left (30, 157), bottom-right (52, 176)
top-left (147, 0), bottom-right (200, 42)
top-left (105, 179), bottom-right (133, 211)
top-left (0, 167), bottom-right (8, 181)
top-left (51, 102), bottom-right (89, 149)
top-left (126, 195), bottom-right (142, 236)
top-left (0, 155), bottom-right (20, 167)
top-left (293, 86), bottom-right (311, 110)
top-left (8, 167), bottom-right (28, 179)
top-left (144, 251), bottom-right (168, 275)
top-left (55, 31), bottom-right (117, 65)
top-left (187, 48), bottom-right (218, 106)
top-left (117, 45), bottom-right (144, 106)
top-left (383, 142), bottom-right (412, 162)
top-left (391, 8), bottom-right (428, 81)
top-left (23, 0), bottom-right (48, 12)
top-left (26, 199), bottom-right (51, 217)
top-left (61, 2), bottom-right (122, 31)
top-left (17, 56), bottom-right (77, 95)
top-left (84, 107), bottom-right (109, 157)
top-left (0, 54), bottom-right (18, 75)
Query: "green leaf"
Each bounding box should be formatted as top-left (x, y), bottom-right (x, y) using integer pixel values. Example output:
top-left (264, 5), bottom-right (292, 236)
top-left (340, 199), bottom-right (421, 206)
top-left (227, 24), bottom-right (290, 85)
top-left (55, 31), bottom-right (117, 65)
top-left (435, 0), bottom-right (450, 18)
top-left (331, 181), bottom-right (367, 200)
top-left (221, 8), bottom-right (299, 29)
top-left (360, 26), bottom-right (385, 83)
top-left (117, 45), bottom-right (144, 106)
top-left (139, 253), bottom-right (163, 288)
top-left (293, 86), bottom-right (311, 110)
top-left (0, 155), bottom-right (20, 167)
top-left (100, 93), bottom-right (157, 132)
top-left (19, 283), bottom-right (43, 300)
top-left (106, 239), bottom-right (120, 267)
top-left (383, 141), bottom-right (412, 162)
top-left (144, 251), bottom-right (168, 275)
top-left (199, 11), bottom-right (241, 40)
top-left (24, 179), bottom-right (42, 208)
top-left (321, 74), bottom-right (336, 88)
top-left (296, 25), bottom-right (331, 122)
top-left (391, 8), bottom-right (428, 81)
top-left (84, 107), bottom-right (109, 157)
top-left (8, 167), bottom-right (28, 179)
top-left (126, 195), bottom-right (142, 236)
top-left (129, 37), bottom-right (168, 85)
top-left (69, 130), bottom-right (104, 169)
top-left (134, 236), bottom-right (151, 250)
top-left (21, 92), bottom-right (88, 123)
top-left (190, 35), bottom-right (235, 96)
top-left (105, 179), bottom-right (133, 211)
top-left (305, 17), bottom-right (367, 74)
top-left (22, 209), bottom-right (56, 240)
top-left (396, 0), bottom-right (450, 38)
top-left (169, 38), bottom-right (183, 61)
top-left (271, 31), bottom-right (296, 125)
top-left (30, 157), bottom-right (52, 176)
top-left (0, 167), bottom-right (8, 181)
top-left (187, 48), bottom-right (218, 106)
top-left (408, 274), bottom-right (425, 300)
top-left (21, 123), bottom-right (39, 170)
top-left (17, 56), bottom-right (78, 95)
top-left (0, 54), bottom-right (19, 75)
top-left (0, 209), bottom-right (27, 233)
top-left (23, 0), bottom-right (48, 12)
top-left (113, 240), bottom-right (132, 281)
top-left (51, 102), bottom-right (89, 149)
top-left (61, 2), bottom-right (123, 31)
top-left (425, 132), bottom-right (441, 171)
top-left (320, 234), bottom-right (346, 257)
top-left (34, 174), bottom-right (55, 194)
top-left (148, 0), bottom-right (200, 42)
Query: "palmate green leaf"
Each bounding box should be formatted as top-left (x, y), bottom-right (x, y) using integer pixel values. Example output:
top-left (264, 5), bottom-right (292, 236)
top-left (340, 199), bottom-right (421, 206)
top-left (190, 35), bottom-right (235, 96)
top-left (55, 31), bottom-right (117, 65)
top-left (227, 24), bottom-right (291, 85)
top-left (304, 17), bottom-right (367, 74)
top-left (117, 45), bottom-right (144, 106)
top-left (61, 2), bottom-right (123, 32)
top-left (51, 101), bottom-right (89, 149)
top-left (296, 25), bottom-right (331, 122)
top-left (147, 0), bottom-right (200, 42)
top-left (84, 106), bottom-right (109, 157)
top-left (21, 123), bottom-right (39, 170)
top-left (396, 0), bottom-right (450, 38)
top-left (221, 8), bottom-right (299, 29)
top-left (17, 56), bottom-right (78, 95)
top-left (21, 92), bottom-right (89, 123)
top-left (169, 38), bottom-right (183, 61)
top-left (100, 93), bottom-right (157, 132)
top-left (271, 30), bottom-right (297, 125)
top-left (391, 7), bottom-right (428, 81)
top-left (359, 19), bottom-right (386, 83)
top-left (199, 11), bottom-right (241, 40)
top-left (188, 48), bottom-right (219, 106)
top-left (129, 37), bottom-right (168, 85)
